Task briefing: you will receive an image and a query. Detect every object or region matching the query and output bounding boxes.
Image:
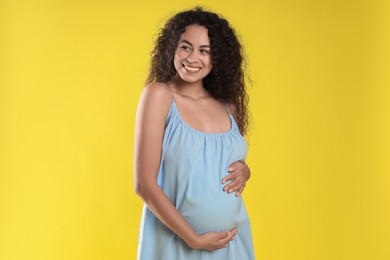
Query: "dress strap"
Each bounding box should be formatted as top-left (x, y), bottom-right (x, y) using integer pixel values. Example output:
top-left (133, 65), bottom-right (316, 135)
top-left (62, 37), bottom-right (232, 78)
top-left (224, 103), bottom-right (241, 132)
top-left (224, 103), bottom-right (232, 117)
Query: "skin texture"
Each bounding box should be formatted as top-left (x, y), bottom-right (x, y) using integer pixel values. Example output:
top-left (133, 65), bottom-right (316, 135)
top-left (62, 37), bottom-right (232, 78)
top-left (146, 8), bottom-right (250, 135)
top-left (174, 25), bottom-right (213, 85)
top-left (134, 25), bottom-right (250, 251)
top-left (223, 161), bottom-right (251, 197)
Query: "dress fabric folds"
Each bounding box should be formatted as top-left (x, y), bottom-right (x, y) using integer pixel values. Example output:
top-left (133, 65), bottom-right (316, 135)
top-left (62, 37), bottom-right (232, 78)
top-left (137, 99), bottom-right (254, 260)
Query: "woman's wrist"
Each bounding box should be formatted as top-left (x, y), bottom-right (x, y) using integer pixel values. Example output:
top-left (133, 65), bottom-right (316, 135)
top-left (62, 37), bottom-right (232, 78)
top-left (184, 231), bottom-right (201, 249)
top-left (241, 161), bottom-right (251, 181)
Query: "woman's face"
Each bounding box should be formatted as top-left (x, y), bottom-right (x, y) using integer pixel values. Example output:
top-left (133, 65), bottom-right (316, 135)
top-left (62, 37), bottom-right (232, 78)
top-left (173, 24), bottom-right (213, 84)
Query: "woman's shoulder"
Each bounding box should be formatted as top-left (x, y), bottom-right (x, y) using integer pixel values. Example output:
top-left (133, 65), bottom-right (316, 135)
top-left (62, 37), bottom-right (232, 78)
top-left (226, 102), bottom-right (246, 134)
top-left (226, 102), bottom-right (237, 118)
top-left (141, 82), bottom-right (172, 107)
top-left (136, 82), bottom-right (174, 130)
top-left (143, 82), bottom-right (172, 99)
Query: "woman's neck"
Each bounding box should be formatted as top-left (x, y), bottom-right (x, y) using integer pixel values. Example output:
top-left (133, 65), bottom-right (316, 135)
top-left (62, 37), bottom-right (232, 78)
top-left (170, 75), bottom-right (210, 100)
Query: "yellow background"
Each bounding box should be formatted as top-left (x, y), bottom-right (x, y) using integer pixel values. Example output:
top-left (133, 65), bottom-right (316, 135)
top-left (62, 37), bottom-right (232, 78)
top-left (1, 0), bottom-right (389, 259)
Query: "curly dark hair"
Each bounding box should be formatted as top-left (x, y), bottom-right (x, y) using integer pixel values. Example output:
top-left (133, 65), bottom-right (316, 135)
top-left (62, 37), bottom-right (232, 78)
top-left (146, 7), bottom-right (250, 135)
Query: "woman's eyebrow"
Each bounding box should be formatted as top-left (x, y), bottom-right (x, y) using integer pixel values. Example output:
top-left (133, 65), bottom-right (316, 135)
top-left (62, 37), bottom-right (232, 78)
top-left (180, 39), bottom-right (210, 48)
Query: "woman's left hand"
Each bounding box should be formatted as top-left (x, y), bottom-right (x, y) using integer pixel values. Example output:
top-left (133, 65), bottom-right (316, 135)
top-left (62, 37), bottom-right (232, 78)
top-left (221, 161), bottom-right (251, 197)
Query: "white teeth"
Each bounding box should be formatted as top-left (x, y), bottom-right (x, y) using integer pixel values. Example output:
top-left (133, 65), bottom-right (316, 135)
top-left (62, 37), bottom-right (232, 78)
top-left (184, 64), bottom-right (201, 71)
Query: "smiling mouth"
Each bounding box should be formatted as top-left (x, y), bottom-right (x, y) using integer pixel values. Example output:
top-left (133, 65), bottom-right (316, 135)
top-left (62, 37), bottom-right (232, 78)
top-left (183, 64), bottom-right (201, 72)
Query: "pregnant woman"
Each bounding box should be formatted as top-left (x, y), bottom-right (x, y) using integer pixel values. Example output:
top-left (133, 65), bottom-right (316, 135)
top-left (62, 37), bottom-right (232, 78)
top-left (134, 7), bottom-right (254, 259)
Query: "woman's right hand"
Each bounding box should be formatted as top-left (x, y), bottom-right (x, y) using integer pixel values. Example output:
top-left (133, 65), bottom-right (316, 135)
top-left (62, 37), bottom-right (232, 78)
top-left (189, 227), bottom-right (238, 251)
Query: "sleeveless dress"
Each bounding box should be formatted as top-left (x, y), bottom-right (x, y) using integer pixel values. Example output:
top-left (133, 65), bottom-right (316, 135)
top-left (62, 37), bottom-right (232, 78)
top-left (137, 94), bottom-right (254, 260)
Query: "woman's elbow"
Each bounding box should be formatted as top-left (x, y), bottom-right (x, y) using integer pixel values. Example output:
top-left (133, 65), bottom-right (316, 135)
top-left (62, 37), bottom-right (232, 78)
top-left (134, 178), bottom-right (156, 201)
top-left (134, 181), bottom-right (146, 198)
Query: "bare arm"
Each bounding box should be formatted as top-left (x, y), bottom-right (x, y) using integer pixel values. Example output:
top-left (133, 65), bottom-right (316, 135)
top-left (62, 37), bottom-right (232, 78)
top-left (134, 83), bottom-right (236, 251)
top-left (222, 103), bottom-right (251, 196)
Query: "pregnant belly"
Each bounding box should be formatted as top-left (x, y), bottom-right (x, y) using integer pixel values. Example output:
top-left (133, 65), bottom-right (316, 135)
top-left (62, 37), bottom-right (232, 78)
top-left (178, 191), bottom-right (247, 233)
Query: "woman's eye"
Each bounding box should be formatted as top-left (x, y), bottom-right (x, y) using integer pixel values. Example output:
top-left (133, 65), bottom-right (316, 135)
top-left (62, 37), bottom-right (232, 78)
top-left (200, 50), bottom-right (210, 54)
top-left (181, 46), bottom-right (191, 51)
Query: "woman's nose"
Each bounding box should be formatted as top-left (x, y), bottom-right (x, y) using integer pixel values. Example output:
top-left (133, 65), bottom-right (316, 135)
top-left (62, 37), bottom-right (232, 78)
top-left (186, 51), bottom-right (199, 63)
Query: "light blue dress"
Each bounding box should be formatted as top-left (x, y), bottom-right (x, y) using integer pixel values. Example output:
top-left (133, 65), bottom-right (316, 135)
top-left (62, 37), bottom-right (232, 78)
top-left (137, 95), bottom-right (254, 260)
